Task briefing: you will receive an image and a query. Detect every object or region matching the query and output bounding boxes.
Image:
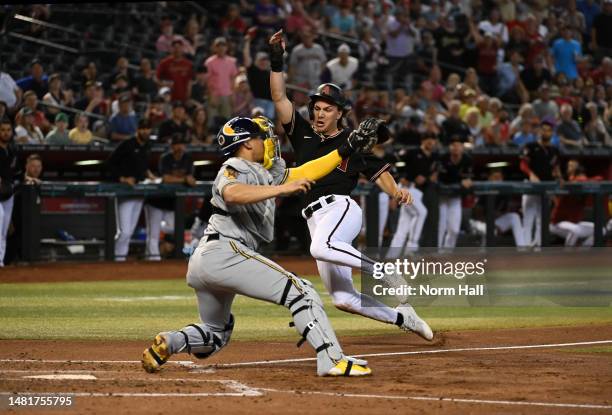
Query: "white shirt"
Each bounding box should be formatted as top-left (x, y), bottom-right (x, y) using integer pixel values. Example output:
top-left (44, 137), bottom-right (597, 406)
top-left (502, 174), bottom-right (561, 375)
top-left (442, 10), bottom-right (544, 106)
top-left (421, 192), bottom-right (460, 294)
top-left (478, 21), bottom-right (509, 43)
top-left (326, 57), bottom-right (359, 90)
top-left (0, 72), bottom-right (18, 108)
top-left (15, 125), bottom-right (44, 144)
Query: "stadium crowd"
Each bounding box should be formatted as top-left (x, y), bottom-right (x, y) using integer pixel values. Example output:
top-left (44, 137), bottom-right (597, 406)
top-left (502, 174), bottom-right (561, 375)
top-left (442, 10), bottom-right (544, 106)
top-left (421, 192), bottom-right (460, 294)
top-left (0, 0), bottom-right (611, 263)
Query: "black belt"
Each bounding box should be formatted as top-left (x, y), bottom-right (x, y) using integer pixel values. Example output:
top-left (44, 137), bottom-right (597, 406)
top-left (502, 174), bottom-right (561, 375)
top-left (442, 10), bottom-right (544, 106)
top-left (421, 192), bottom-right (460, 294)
top-left (303, 195), bottom-right (335, 219)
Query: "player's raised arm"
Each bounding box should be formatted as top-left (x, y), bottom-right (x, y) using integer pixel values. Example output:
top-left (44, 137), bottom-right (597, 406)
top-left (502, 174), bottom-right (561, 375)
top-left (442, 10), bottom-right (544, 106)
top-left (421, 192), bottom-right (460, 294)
top-left (269, 30), bottom-right (293, 125)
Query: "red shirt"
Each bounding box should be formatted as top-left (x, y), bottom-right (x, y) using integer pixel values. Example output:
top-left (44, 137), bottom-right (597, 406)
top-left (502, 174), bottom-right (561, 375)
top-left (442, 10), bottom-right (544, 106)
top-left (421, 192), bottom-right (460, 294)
top-left (476, 41), bottom-right (498, 75)
top-left (156, 56), bottom-right (194, 102)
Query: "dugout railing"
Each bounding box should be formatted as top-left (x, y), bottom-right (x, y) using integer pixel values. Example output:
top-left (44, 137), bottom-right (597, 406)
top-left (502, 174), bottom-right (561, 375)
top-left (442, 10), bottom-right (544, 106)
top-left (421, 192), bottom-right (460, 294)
top-left (18, 181), bottom-right (612, 262)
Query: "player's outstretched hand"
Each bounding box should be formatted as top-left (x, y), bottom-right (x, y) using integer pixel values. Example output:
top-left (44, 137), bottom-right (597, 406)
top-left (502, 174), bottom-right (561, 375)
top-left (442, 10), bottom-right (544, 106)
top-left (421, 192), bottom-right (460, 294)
top-left (279, 179), bottom-right (313, 196)
top-left (269, 30), bottom-right (286, 72)
top-left (269, 29), bottom-right (286, 51)
top-left (393, 188), bottom-right (413, 205)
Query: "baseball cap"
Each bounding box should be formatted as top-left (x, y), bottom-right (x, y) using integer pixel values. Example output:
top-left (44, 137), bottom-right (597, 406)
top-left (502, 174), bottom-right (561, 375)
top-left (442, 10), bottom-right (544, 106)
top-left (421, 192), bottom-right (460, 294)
top-left (159, 86), bottom-right (171, 96)
top-left (541, 118), bottom-right (555, 128)
top-left (213, 37), bottom-right (227, 46)
top-left (172, 100), bottom-right (186, 109)
top-left (338, 43), bottom-right (351, 54)
top-left (119, 94), bottom-right (132, 103)
top-left (235, 74), bottom-right (248, 87)
top-left (251, 106), bottom-right (265, 117)
top-left (55, 112), bottom-right (68, 123)
top-left (255, 51), bottom-right (269, 61)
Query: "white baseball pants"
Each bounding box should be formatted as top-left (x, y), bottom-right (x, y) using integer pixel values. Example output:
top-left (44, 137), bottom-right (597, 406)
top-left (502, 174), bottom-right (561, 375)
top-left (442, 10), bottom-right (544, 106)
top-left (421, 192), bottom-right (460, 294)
top-left (438, 195), bottom-right (462, 248)
top-left (522, 194), bottom-right (541, 247)
top-left (0, 196), bottom-right (14, 266)
top-left (389, 185), bottom-right (427, 253)
top-left (144, 205), bottom-right (175, 261)
top-left (306, 195), bottom-right (398, 324)
top-left (115, 198), bottom-right (144, 261)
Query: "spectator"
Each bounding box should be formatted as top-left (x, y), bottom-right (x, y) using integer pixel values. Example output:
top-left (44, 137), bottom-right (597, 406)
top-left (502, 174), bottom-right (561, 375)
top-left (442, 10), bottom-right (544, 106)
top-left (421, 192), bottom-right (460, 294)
top-left (145, 96), bottom-right (167, 131)
top-left (330, 1), bottom-right (357, 37)
top-left (42, 73), bottom-right (73, 121)
top-left (591, 0), bottom-right (612, 61)
top-left (254, 0), bottom-right (281, 31)
top-left (14, 107), bottom-right (44, 144)
top-left (243, 33), bottom-right (274, 119)
top-left (189, 70), bottom-right (207, 107)
top-left (476, 95), bottom-right (494, 129)
top-left (105, 57), bottom-right (133, 91)
top-left (133, 58), bottom-right (159, 103)
top-left (0, 70), bottom-right (22, 113)
top-left (110, 75), bottom-right (132, 115)
top-left (45, 112), bottom-right (71, 145)
top-left (355, 86), bottom-right (385, 120)
top-left (584, 101), bottom-right (611, 145)
top-left (578, 0), bottom-right (601, 40)
top-left (465, 107), bottom-right (483, 145)
top-left (158, 101), bottom-right (190, 143)
top-left (189, 106), bottom-right (211, 145)
top-left (551, 25), bottom-right (582, 81)
top-left (562, 0), bottom-right (587, 38)
top-left (24, 153), bottom-right (43, 185)
top-left (512, 118), bottom-right (538, 146)
top-left (288, 30), bottom-right (327, 90)
top-left (421, 65), bottom-right (445, 102)
top-left (109, 95), bottom-right (138, 142)
top-left (520, 56), bottom-right (552, 98)
top-left (74, 81), bottom-right (106, 123)
top-left (505, 25), bottom-right (529, 58)
top-left (478, 8), bottom-right (509, 43)
top-left (510, 103), bottom-right (535, 136)
top-left (81, 61), bottom-right (98, 86)
top-left (68, 112), bottom-right (94, 145)
top-left (532, 84), bottom-right (559, 121)
top-left (0, 118), bottom-right (17, 267)
top-left (497, 49), bottom-right (528, 104)
top-left (156, 17), bottom-right (190, 55)
top-left (16, 59), bottom-right (48, 99)
top-left (557, 103), bottom-right (585, 147)
top-left (205, 37), bottom-right (239, 124)
top-left (415, 30), bottom-right (438, 83)
top-left (471, 26), bottom-right (500, 95)
top-left (435, 15), bottom-right (466, 76)
top-left (156, 40), bottom-right (194, 103)
top-left (323, 44), bottom-right (359, 91)
top-left (219, 4), bottom-right (248, 37)
top-left (441, 100), bottom-right (470, 143)
top-left (231, 75), bottom-right (254, 117)
top-left (22, 90), bottom-right (51, 134)
top-left (183, 17), bottom-right (205, 56)
top-left (385, 11), bottom-right (419, 91)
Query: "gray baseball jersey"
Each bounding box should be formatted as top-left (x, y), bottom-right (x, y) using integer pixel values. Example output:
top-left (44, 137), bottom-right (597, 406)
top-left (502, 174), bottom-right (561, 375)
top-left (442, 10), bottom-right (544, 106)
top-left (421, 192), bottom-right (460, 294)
top-left (205, 156), bottom-right (287, 250)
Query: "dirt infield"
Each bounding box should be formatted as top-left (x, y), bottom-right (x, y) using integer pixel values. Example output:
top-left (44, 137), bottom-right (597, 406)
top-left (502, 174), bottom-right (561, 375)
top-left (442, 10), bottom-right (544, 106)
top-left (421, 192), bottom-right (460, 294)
top-left (1, 325), bottom-right (612, 414)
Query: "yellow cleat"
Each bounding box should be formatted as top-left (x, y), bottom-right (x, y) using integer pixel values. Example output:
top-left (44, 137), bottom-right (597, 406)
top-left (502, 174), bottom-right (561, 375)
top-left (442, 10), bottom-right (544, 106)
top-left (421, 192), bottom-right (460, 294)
top-left (141, 334), bottom-right (170, 373)
top-left (326, 359), bottom-right (372, 377)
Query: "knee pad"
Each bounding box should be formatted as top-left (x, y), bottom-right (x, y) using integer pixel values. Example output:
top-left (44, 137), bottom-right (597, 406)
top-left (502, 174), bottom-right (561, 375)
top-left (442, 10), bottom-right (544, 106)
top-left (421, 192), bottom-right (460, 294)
top-left (178, 314), bottom-right (234, 359)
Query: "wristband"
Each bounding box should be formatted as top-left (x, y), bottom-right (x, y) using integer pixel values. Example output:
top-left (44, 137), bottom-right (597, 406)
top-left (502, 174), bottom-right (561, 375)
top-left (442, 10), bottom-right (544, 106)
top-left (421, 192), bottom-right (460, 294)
top-left (270, 42), bottom-right (284, 72)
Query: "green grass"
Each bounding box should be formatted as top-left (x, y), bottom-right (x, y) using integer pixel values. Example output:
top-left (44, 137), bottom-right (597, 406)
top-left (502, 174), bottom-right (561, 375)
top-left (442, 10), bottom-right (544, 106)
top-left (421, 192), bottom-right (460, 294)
top-left (1, 278), bottom-right (611, 341)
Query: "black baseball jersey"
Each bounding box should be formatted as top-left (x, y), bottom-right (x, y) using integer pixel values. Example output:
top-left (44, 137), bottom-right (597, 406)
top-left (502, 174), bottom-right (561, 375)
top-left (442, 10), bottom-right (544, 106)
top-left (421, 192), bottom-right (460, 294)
top-left (402, 148), bottom-right (438, 189)
top-left (438, 153), bottom-right (473, 184)
top-left (106, 137), bottom-right (150, 182)
top-left (147, 151), bottom-right (195, 210)
top-left (520, 141), bottom-right (559, 181)
top-left (283, 109), bottom-right (390, 208)
top-left (0, 143), bottom-right (18, 201)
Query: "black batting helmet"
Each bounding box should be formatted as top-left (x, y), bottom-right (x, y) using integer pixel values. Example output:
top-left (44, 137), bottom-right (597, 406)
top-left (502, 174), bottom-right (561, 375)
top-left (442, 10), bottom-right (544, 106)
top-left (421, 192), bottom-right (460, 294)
top-left (308, 83), bottom-right (351, 120)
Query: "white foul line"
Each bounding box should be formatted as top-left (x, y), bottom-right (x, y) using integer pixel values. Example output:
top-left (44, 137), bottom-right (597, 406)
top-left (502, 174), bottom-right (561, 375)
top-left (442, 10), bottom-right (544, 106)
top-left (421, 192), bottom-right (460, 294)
top-left (258, 388), bottom-right (612, 410)
top-left (212, 339), bottom-right (612, 367)
top-left (0, 339), bottom-right (610, 369)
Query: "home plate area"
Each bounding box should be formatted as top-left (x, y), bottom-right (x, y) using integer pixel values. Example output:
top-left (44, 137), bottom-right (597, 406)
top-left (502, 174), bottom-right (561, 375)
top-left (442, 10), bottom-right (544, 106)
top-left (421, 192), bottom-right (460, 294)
top-left (1, 325), bottom-right (612, 415)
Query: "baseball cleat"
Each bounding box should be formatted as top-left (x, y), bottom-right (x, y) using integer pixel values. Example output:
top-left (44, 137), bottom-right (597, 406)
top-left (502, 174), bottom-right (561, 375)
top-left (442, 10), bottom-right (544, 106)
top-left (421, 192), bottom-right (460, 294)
top-left (346, 356), bottom-right (368, 366)
top-left (326, 359), bottom-right (372, 377)
top-left (142, 334), bottom-right (170, 373)
top-left (396, 304), bottom-right (434, 341)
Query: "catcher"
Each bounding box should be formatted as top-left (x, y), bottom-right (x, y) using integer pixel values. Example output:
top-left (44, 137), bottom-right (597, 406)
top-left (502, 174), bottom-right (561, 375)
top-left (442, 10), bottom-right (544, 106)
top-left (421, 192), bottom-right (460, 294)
top-left (269, 30), bottom-right (433, 341)
top-left (142, 115), bottom-right (378, 376)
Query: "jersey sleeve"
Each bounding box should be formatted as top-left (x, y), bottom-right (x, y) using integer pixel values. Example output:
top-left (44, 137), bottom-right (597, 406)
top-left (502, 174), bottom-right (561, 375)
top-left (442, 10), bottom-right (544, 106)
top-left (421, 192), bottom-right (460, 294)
top-left (216, 163), bottom-right (250, 196)
top-left (281, 106), bottom-right (310, 153)
top-left (269, 157), bottom-right (288, 185)
top-left (361, 154), bottom-right (391, 182)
